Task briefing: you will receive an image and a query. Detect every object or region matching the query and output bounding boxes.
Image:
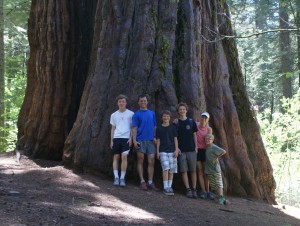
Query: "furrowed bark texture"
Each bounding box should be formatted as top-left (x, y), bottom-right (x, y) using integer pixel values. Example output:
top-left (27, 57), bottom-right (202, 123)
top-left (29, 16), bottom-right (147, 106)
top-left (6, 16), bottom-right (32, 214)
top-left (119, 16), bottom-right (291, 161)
top-left (17, 0), bottom-right (96, 159)
top-left (18, 0), bottom-right (275, 203)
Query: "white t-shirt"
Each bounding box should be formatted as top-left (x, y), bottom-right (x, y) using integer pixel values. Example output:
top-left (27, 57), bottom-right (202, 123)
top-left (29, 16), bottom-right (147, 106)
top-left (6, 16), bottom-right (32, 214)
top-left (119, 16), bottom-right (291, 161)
top-left (110, 109), bottom-right (134, 139)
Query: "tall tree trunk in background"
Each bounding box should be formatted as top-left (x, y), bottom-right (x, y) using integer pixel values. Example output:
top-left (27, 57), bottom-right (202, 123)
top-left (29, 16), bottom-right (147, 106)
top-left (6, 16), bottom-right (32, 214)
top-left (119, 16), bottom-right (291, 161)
top-left (0, 0), bottom-right (4, 150)
top-left (17, 0), bottom-right (97, 159)
top-left (18, 0), bottom-right (276, 203)
top-left (279, 0), bottom-right (292, 98)
top-left (296, 0), bottom-right (300, 87)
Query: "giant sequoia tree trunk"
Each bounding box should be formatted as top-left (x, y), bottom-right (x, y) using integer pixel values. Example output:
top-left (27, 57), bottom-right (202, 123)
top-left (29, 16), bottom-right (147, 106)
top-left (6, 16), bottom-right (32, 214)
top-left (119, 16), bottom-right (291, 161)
top-left (18, 0), bottom-right (276, 203)
top-left (17, 0), bottom-right (97, 159)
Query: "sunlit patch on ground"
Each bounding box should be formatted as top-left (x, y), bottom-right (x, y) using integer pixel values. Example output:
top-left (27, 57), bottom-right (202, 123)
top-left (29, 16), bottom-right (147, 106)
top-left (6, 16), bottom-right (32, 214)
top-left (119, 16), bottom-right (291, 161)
top-left (275, 204), bottom-right (300, 220)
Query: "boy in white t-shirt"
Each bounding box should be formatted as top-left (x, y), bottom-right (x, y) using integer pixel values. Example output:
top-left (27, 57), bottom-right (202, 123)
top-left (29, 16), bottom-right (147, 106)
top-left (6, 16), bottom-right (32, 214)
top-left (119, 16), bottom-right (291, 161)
top-left (110, 94), bottom-right (134, 187)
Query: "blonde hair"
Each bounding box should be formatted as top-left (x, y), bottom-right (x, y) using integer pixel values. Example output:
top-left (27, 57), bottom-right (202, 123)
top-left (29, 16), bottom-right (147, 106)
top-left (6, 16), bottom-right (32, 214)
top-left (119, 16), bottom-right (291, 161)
top-left (205, 134), bottom-right (214, 140)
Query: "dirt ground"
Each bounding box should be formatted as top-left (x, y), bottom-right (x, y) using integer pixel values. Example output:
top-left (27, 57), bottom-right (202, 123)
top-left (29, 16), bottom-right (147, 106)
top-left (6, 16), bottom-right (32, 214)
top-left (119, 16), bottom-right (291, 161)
top-left (0, 152), bottom-right (300, 226)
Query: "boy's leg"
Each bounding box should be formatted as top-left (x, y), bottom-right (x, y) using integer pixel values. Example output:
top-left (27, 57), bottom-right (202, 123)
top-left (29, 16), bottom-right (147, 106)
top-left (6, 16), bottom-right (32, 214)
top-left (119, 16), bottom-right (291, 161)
top-left (120, 150), bottom-right (129, 178)
top-left (113, 154), bottom-right (120, 177)
top-left (137, 152), bottom-right (145, 182)
top-left (113, 154), bottom-right (120, 186)
top-left (181, 172), bottom-right (190, 189)
top-left (147, 154), bottom-right (155, 182)
top-left (168, 172), bottom-right (173, 188)
top-left (191, 171), bottom-right (197, 190)
top-left (162, 170), bottom-right (169, 189)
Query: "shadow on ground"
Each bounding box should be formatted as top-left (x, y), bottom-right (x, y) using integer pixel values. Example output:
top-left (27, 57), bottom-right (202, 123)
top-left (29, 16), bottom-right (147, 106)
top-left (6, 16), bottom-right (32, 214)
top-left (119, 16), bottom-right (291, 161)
top-left (0, 152), bottom-right (299, 226)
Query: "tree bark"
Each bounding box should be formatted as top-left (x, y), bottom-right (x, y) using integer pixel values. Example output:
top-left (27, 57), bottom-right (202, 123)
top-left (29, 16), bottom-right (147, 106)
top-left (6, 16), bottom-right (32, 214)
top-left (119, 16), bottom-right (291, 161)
top-left (18, 0), bottom-right (276, 203)
top-left (0, 0), bottom-right (4, 150)
top-left (17, 0), bottom-right (97, 159)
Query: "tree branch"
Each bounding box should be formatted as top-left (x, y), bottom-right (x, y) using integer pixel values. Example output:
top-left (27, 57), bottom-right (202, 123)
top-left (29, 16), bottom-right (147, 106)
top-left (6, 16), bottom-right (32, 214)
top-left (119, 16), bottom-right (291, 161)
top-left (222, 28), bottom-right (299, 39)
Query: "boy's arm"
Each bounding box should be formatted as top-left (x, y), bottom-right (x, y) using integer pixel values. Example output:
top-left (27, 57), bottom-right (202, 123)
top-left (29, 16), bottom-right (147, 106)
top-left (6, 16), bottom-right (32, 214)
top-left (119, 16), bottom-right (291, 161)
top-left (174, 137), bottom-right (180, 157)
top-left (153, 126), bottom-right (157, 145)
top-left (193, 132), bottom-right (198, 152)
top-left (217, 150), bottom-right (226, 159)
top-left (110, 125), bottom-right (116, 149)
top-left (132, 126), bottom-right (139, 148)
top-left (156, 139), bottom-right (160, 160)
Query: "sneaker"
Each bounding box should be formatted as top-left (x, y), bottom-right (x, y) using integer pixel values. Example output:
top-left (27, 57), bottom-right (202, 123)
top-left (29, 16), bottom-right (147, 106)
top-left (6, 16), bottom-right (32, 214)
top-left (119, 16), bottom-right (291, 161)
top-left (119, 178), bottom-right (126, 187)
top-left (140, 181), bottom-right (148, 190)
top-left (218, 196), bottom-right (226, 205)
top-left (147, 182), bottom-right (159, 191)
top-left (186, 188), bottom-right (193, 198)
top-left (207, 192), bottom-right (215, 200)
top-left (113, 178), bottom-right (119, 186)
top-left (163, 188), bottom-right (172, 196)
top-left (168, 187), bottom-right (174, 195)
top-left (191, 189), bottom-right (198, 198)
top-left (199, 191), bottom-right (206, 199)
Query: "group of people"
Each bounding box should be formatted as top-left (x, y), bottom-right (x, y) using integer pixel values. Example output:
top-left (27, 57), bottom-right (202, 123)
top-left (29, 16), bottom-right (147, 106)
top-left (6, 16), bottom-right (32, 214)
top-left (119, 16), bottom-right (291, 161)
top-left (109, 94), bottom-right (227, 205)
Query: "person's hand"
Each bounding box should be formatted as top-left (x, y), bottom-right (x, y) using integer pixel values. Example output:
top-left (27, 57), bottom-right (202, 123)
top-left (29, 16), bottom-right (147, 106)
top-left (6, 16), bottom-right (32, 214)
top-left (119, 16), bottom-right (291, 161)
top-left (195, 148), bottom-right (198, 153)
top-left (173, 118), bottom-right (178, 124)
top-left (134, 141), bottom-right (140, 149)
top-left (127, 139), bottom-right (132, 147)
top-left (153, 138), bottom-right (157, 145)
top-left (110, 141), bottom-right (113, 149)
top-left (157, 152), bottom-right (160, 160)
top-left (178, 148), bottom-right (181, 155)
top-left (174, 149), bottom-right (180, 158)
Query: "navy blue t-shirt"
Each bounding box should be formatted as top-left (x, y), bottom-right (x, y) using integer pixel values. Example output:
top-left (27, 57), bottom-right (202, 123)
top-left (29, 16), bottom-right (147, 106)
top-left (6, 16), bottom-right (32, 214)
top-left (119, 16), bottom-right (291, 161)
top-left (177, 118), bottom-right (198, 152)
top-left (156, 124), bottom-right (178, 153)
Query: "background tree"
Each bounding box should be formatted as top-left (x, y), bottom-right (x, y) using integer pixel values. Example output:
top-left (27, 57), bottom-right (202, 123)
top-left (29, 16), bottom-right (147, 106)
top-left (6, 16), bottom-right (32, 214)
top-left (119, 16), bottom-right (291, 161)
top-left (228, 0), bottom-right (300, 207)
top-left (1, 0), bottom-right (31, 152)
top-left (279, 0), bottom-right (292, 99)
top-left (0, 0), bottom-right (4, 150)
top-left (17, 0), bottom-right (276, 203)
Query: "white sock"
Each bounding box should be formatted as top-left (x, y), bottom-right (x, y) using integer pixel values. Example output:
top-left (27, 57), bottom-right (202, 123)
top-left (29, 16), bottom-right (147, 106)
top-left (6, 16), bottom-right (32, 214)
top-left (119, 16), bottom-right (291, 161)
top-left (148, 180), bottom-right (153, 185)
top-left (163, 181), bottom-right (168, 189)
top-left (168, 180), bottom-right (173, 188)
top-left (120, 171), bottom-right (126, 179)
top-left (113, 170), bottom-right (119, 179)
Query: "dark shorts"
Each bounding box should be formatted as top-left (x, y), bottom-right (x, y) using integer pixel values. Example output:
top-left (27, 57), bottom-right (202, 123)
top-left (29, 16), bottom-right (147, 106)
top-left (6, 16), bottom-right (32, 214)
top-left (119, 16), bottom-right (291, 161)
top-left (178, 151), bottom-right (197, 172)
top-left (112, 138), bottom-right (129, 155)
top-left (197, 148), bottom-right (206, 162)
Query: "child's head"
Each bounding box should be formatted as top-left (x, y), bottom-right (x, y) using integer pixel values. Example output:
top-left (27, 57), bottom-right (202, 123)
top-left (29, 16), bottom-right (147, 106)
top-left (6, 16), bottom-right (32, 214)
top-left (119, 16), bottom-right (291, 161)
top-left (199, 112), bottom-right (210, 124)
top-left (205, 134), bottom-right (214, 146)
top-left (177, 102), bottom-right (188, 117)
top-left (115, 94), bottom-right (128, 109)
top-left (161, 110), bottom-right (171, 123)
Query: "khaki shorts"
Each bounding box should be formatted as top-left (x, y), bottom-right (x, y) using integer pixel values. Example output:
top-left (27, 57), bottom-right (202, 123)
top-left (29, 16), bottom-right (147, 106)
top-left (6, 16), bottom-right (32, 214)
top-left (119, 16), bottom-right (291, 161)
top-left (178, 152), bottom-right (196, 173)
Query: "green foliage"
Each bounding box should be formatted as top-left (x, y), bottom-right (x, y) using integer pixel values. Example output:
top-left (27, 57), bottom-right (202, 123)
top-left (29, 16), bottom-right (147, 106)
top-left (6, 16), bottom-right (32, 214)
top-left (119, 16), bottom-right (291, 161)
top-left (0, 0), bottom-right (30, 152)
top-left (258, 90), bottom-right (300, 207)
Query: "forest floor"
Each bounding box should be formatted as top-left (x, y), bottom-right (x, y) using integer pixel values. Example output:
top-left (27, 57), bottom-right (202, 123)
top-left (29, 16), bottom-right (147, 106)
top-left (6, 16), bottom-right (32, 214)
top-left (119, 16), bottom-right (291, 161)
top-left (0, 152), bottom-right (300, 226)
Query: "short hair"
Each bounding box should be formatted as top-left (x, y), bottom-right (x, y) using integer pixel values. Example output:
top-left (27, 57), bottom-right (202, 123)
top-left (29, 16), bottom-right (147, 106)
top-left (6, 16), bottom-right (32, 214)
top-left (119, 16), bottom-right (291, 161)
top-left (115, 94), bottom-right (128, 102)
top-left (138, 94), bottom-right (149, 101)
top-left (205, 134), bottom-right (214, 140)
top-left (177, 102), bottom-right (188, 112)
top-left (161, 110), bottom-right (172, 117)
